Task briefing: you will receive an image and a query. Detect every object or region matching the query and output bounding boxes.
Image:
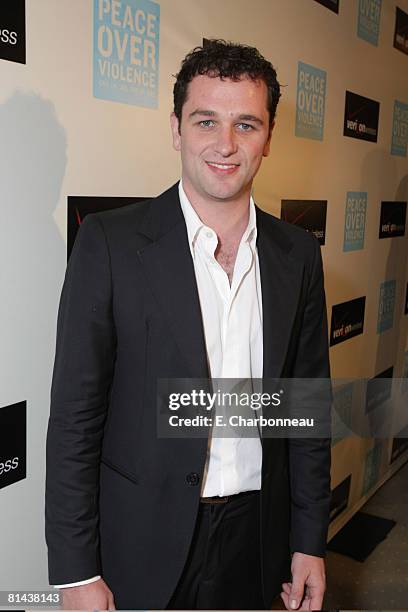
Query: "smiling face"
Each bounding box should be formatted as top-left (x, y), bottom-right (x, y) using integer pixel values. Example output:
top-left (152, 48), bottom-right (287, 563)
top-left (170, 74), bottom-right (273, 206)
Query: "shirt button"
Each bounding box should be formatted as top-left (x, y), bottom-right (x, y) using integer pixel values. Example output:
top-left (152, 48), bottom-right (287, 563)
top-left (186, 472), bottom-right (200, 486)
top-left (206, 231), bottom-right (213, 239)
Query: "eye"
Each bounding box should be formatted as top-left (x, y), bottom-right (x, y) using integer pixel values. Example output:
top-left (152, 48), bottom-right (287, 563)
top-left (237, 123), bottom-right (254, 131)
top-left (199, 119), bottom-right (215, 128)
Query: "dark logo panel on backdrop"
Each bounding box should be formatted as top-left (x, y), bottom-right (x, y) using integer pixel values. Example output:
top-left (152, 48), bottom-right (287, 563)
top-left (394, 7), bottom-right (408, 55)
top-left (330, 474), bottom-right (351, 522)
top-left (343, 91), bottom-right (380, 142)
top-left (67, 196), bottom-right (147, 259)
top-left (405, 283), bottom-right (408, 315)
top-left (0, 401), bottom-right (26, 490)
top-left (379, 201), bottom-right (407, 238)
top-left (390, 425), bottom-right (408, 463)
top-left (281, 200), bottom-right (327, 245)
top-left (0, 0), bottom-right (26, 64)
top-left (330, 296), bottom-right (366, 346)
top-left (314, 0), bottom-right (339, 13)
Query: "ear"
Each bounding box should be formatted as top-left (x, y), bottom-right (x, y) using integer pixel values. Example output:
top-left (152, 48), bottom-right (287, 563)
top-left (263, 120), bottom-right (275, 157)
top-left (170, 112), bottom-right (181, 151)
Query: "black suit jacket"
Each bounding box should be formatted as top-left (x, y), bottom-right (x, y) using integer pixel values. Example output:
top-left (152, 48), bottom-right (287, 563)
top-left (45, 182), bottom-right (331, 609)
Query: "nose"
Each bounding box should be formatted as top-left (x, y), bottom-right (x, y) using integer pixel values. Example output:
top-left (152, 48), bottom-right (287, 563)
top-left (214, 125), bottom-right (238, 157)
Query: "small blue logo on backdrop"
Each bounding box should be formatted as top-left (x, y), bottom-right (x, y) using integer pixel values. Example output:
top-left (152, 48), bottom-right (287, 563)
top-left (377, 280), bottom-right (396, 333)
top-left (332, 383), bottom-right (353, 446)
top-left (357, 0), bottom-right (382, 46)
top-left (93, 0), bottom-right (160, 108)
top-left (343, 192), bottom-right (367, 251)
top-left (391, 100), bottom-right (408, 157)
top-left (295, 62), bottom-right (327, 141)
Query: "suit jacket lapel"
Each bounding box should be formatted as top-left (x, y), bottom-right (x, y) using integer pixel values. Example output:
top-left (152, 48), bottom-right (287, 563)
top-left (256, 207), bottom-right (305, 379)
top-left (136, 184), bottom-right (304, 382)
top-left (136, 183), bottom-right (209, 379)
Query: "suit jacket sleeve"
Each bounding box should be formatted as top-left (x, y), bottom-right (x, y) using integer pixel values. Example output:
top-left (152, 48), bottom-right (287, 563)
top-left (45, 214), bottom-right (116, 584)
top-left (289, 235), bottom-right (331, 557)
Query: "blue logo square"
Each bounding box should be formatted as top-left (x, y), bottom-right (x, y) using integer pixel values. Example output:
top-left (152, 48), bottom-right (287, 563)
top-left (93, 0), bottom-right (160, 108)
top-left (377, 280), bottom-right (396, 333)
top-left (295, 62), bottom-right (327, 141)
top-left (343, 192), bottom-right (367, 251)
top-left (391, 100), bottom-right (408, 157)
top-left (357, 0), bottom-right (382, 46)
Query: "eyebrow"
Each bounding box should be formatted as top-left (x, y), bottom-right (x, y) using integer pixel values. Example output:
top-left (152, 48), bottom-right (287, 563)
top-left (188, 109), bottom-right (264, 125)
top-left (188, 109), bottom-right (216, 119)
top-left (237, 114), bottom-right (264, 125)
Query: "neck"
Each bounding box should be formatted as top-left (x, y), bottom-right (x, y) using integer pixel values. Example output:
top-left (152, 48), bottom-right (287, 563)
top-left (182, 179), bottom-right (251, 243)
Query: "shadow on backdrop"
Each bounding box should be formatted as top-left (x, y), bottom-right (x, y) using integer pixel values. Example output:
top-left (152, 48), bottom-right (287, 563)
top-left (0, 91), bottom-right (67, 589)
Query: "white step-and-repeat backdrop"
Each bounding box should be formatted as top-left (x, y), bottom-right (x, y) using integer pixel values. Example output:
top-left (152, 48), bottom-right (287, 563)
top-left (0, 0), bottom-right (407, 590)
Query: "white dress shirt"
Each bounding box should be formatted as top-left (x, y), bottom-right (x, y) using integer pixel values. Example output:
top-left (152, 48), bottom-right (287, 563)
top-left (56, 181), bottom-right (263, 587)
top-left (178, 181), bottom-right (263, 497)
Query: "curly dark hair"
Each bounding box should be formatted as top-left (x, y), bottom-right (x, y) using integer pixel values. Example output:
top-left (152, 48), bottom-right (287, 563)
top-left (173, 39), bottom-right (281, 130)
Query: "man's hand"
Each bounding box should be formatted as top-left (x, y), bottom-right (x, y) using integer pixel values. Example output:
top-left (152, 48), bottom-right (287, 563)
top-left (61, 578), bottom-right (116, 610)
top-left (280, 552), bottom-right (326, 611)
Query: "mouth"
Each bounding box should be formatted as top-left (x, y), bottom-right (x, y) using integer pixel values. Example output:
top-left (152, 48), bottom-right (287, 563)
top-left (206, 161), bottom-right (240, 175)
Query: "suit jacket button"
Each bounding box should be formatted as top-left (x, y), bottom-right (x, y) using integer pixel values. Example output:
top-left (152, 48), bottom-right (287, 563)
top-left (186, 472), bottom-right (200, 486)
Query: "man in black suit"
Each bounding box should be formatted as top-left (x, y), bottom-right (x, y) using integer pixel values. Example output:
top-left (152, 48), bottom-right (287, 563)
top-left (46, 40), bottom-right (331, 610)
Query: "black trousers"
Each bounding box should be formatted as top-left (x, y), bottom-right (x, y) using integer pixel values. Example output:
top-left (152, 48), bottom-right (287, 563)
top-left (167, 491), bottom-right (265, 610)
